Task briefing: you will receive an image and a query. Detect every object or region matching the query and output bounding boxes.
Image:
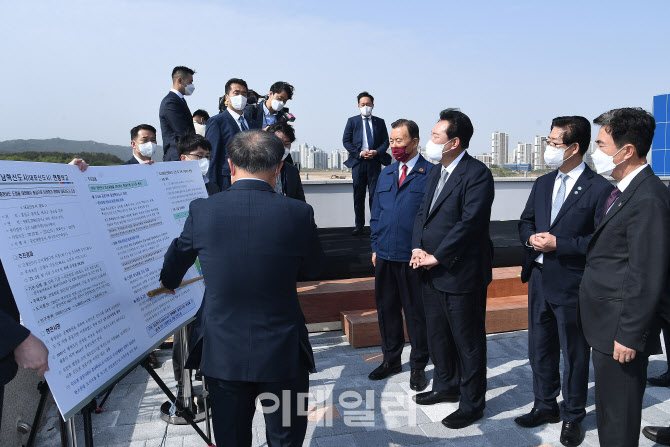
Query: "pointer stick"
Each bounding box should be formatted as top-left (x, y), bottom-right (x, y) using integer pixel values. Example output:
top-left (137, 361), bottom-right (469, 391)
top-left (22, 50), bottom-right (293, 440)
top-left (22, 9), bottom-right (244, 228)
top-left (147, 276), bottom-right (204, 297)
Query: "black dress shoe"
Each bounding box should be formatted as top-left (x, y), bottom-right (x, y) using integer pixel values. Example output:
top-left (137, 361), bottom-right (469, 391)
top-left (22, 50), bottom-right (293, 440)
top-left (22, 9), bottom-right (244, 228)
top-left (351, 227), bottom-right (363, 236)
top-left (514, 408), bottom-right (561, 428)
top-left (647, 371), bottom-right (670, 387)
top-left (412, 390), bottom-right (459, 405)
top-left (560, 421), bottom-right (583, 446)
top-left (643, 426), bottom-right (670, 445)
top-left (368, 362), bottom-right (401, 380)
top-left (441, 408), bottom-right (483, 429)
top-left (409, 369), bottom-right (427, 391)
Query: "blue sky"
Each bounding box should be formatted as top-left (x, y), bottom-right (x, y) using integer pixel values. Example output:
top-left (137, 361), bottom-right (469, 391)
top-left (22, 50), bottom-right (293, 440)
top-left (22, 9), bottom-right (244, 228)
top-left (1, 0), bottom-right (668, 155)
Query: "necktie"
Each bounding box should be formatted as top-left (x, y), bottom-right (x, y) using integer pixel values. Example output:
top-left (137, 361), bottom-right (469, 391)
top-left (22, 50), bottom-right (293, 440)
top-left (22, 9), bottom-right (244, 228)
top-left (399, 164), bottom-right (408, 186)
top-left (601, 187), bottom-right (622, 220)
top-left (430, 168), bottom-right (449, 212)
top-left (239, 116), bottom-right (248, 131)
top-left (550, 174), bottom-right (569, 224)
top-left (364, 118), bottom-right (374, 150)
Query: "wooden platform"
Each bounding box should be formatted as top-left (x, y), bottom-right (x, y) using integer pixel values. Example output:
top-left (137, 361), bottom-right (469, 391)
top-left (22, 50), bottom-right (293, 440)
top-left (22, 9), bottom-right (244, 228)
top-left (325, 267), bottom-right (529, 348)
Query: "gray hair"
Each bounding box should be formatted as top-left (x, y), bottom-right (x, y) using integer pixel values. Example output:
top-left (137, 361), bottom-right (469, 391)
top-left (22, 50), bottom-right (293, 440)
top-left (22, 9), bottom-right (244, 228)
top-left (227, 130), bottom-right (284, 173)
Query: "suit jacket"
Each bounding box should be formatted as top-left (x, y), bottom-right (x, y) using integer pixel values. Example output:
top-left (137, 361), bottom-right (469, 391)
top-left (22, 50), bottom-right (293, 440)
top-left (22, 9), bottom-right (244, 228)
top-left (411, 152), bottom-right (495, 294)
top-left (371, 155), bottom-right (434, 262)
top-left (124, 157), bottom-right (139, 165)
top-left (342, 115), bottom-right (391, 168)
top-left (243, 102), bottom-right (291, 128)
top-left (159, 179), bottom-right (324, 382)
top-left (0, 262), bottom-right (31, 386)
top-left (204, 110), bottom-right (260, 191)
top-left (579, 166), bottom-right (670, 356)
top-left (282, 162), bottom-right (305, 202)
top-left (159, 91), bottom-right (195, 161)
top-left (518, 165), bottom-right (614, 306)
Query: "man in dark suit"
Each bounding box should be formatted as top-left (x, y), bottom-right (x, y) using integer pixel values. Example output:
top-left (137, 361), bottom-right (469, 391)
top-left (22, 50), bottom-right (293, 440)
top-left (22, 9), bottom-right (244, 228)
top-left (579, 107), bottom-right (670, 446)
top-left (205, 78), bottom-right (260, 194)
top-left (517, 116), bottom-right (614, 446)
top-left (244, 81), bottom-right (295, 129)
top-left (410, 109), bottom-right (494, 429)
top-left (124, 124), bottom-right (158, 165)
top-left (342, 91), bottom-right (391, 235)
top-left (159, 130), bottom-right (323, 446)
top-left (159, 66), bottom-right (196, 161)
top-left (368, 119), bottom-right (432, 391)
top-left (266, 122), bottom-right (305, 202)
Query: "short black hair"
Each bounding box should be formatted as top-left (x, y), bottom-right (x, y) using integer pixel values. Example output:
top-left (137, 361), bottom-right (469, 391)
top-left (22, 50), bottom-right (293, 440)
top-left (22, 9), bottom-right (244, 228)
top-left (225, 78), bottom-right (248, 95)
top-left (247, 89), bottom-right (261, 105)
top-left (593, 107), bottom-right (656, 158)
top-left (357, 91), bottom-right (374, 104)
top-left (266, 122), bottom-right (296, 143)
top-left (171, 66), bottom-right (195, 81)
top-left (270, 81), bottom-right (294, 100)
top-left (177, 133), bottom-right (211, 157)
top-left (438, 108), bottom-right (474, 149)
top-left (550, 116), bottom-right (591, 156)
top-left (193, 109), bottom-right (210, 121)
top-left (130, 124), bottom-right (157, 141)
top-left (391, 119), bottom-right (420, 141)
top-left (228, 130), bottom-right (284, 173)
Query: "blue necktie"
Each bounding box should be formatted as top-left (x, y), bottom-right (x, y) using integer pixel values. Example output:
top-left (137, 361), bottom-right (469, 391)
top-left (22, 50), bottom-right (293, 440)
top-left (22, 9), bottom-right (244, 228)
top-left (550, 174), bottom-right (568, 224)
top-left (364, 118), bottom-right (374, 150)
top-left (239, 116), bottom-right (248, 131)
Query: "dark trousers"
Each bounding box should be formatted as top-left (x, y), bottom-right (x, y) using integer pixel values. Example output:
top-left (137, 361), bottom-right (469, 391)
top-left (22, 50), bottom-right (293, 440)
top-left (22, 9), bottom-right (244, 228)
top-left (528, 267), bottom-right (590, 422)
top-left (352, 160), bottom-right (381, 229)
top-left (592, 349), bottom-right (648, 447)
top-left (662, 326), bottom-right (670, 370)
top-left (172, 322), bottom-right (194, 385)
top-left (374, 258), bottom-right (429, 369)
top-left (0, 385), bottom-right (4, 430)
top-left (206, 366), bottom-right (309, 447)
top-left (422, 279), bottom-right (487, 414)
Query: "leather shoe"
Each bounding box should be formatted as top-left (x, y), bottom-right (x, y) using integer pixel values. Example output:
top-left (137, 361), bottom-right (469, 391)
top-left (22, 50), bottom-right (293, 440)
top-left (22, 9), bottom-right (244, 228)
top-left (409, 369), bottom-right (427, 391)
top-left (514, 408), bottom-right (561, 428)
top-left (643, 426), bottom-right (670, 445)
top-left (351, 227), bottom-right (363, 236)
top-left (412, 390), bottom-right (459, 405)
top-left (647, 371), bottom-right (670, 387)
top-left (560, 421), bottom-right (583, 446)
top-left (441, 408), bottom-right (483, 429)
top-left (368, 362), bottom-right (401, 380)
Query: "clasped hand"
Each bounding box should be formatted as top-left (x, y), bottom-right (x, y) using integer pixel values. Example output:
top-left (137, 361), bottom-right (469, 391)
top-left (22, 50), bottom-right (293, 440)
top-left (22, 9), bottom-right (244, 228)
top-left (409, 250), bottom-right (439, 270)
top-left (530, 233), bottom-right (557, 253)
top-left (360, 150), bottom-right (378, 159)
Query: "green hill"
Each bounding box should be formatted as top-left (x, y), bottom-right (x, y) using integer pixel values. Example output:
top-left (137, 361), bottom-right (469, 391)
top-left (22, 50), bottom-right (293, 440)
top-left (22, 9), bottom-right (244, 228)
top-left (0, 151), bottom-right (124, 165)
top-left (0, 138), bottom-right (163, 162)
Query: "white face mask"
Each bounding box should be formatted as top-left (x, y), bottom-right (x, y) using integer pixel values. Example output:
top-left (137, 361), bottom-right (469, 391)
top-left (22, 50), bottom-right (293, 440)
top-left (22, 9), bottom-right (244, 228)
top-left (183, 83), bottom-right (195, 96)
top-left (193, 122), bottom-right (206, 136)
top-left (271, 99), bottom-right (285, 112)
top-left (591, 146), bottom-right (626, 176)
top-left (137, 141), bottom-right (157, 157)
top-left (425, 138), bottom-right (455, 162)
top-left (230, 94), bottom-right (247, 111)
top-left (360, 106), bottom-right (373, 117)
top-left (282, 148), bottom-right (290, 161)
top-left (197, 158), bottom-right (210, 176)
top-left (544, 143), bottom-right (575, 169)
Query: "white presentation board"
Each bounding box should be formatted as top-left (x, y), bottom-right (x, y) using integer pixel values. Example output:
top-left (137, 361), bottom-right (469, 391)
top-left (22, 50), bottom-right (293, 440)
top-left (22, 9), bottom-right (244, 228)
top-left (0, 160), bottom-right (207, 419)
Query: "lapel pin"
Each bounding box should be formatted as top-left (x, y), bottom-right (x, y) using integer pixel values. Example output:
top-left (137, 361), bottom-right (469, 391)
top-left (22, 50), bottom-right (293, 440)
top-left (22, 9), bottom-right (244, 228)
top-left (618, 203), bottom-right (622, 207)
top-left (577, 186), bottom-right (582, 190)
top-left (419, 168), bottom-right (424, 172)
top-left (574, 191), bottom-right (578, 194)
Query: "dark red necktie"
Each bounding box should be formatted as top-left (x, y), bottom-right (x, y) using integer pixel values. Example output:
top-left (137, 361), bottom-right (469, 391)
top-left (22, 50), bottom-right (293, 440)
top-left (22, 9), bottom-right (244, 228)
top-left (399, 164), bottom-right (408, 186)
top-left (601, 187), bottom-right (622, 220)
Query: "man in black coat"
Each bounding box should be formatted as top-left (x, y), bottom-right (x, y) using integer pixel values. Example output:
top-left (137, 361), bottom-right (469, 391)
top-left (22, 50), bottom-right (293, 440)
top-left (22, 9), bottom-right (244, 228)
top-left (124, 124), bottom-right (158, 165)
top-left (410, 109), bottom-right (494, 429)
top-left (159, 66), bottom-right (196, 161)
top-left (243, 81), bottom-right (295, 129)
top-left (517, 116), bottom-right (613, 446)
top-left (579, 107), bottom-right (670, 446)
top-left (266, 122), bottom-right (305, 202)
top-left (159, 130), bottom-right (323, 445)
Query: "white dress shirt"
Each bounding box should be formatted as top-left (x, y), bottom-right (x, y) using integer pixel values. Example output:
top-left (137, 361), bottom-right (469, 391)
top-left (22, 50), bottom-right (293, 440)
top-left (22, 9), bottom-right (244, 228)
top-left (228, 108), bottom-right (249, 131)
top-left (170, 88), bottom-right (184, 99)
top-left (617, 163), bottom-right (648, 193)
top-left (536, 161), bottom-right (586, 264)
top-left (399, 152), bottom-right (420, 176)
top-left (361, 115), bottom-right (374, 152)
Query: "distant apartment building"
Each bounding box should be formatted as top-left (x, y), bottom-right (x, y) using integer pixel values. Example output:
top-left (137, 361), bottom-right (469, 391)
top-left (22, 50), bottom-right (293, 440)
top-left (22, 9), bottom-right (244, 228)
top-left (512, 142), bottom-right (532, 165)
top-left (584, 141), bottom-right (596, 170)
top-left (473, 153), bottom-right (492, 168)
top-left (532, 136), bottom-right (547, 170)
top-left (491, 131), bottom-right (509, 167)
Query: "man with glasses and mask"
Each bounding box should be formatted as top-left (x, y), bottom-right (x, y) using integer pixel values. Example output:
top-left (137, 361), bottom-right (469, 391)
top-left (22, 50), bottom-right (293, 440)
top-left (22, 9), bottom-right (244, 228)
top-left (178, 133), bottom-right (211, 179)
top-left (517, 116), bottom-right (613, 446)
top-left (205, 78), bottom-right (260, 194)
top-left (245, 81), bottom-right (295, 129)
top-left (159, 66), bottom-right (196, 161)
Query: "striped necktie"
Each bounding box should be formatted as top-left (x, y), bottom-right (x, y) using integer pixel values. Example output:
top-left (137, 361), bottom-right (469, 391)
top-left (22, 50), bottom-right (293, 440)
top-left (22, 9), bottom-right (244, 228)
top-left (550, 174), bottom-right (568, 224)
top-left (238, 116), bottom-right (248, 131)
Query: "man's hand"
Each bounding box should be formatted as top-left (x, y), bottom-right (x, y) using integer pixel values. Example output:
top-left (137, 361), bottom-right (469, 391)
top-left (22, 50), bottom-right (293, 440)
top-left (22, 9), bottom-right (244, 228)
top-left (139, 160), bottom-right (155, 165)
top-left (410, 250), bottom-right (426, 269)
top-left (613, 341), bottom-right (636, 364)
top-left (420, 254), bottom-right (439, 270)
top-left (68, 158), bottom-right (88, 172)
top-left (160, 282), bottom-right (176, 295)
top-left (533, 232), bottom-right (557, 252)
top-left (366, 150), bottom-right (378, 158)
top-left (360, 150), bottom-right (371, 159)
top-left (371, 252), bottom-right (377, 267)
top-left (14, 334), bottom-right (50, 376)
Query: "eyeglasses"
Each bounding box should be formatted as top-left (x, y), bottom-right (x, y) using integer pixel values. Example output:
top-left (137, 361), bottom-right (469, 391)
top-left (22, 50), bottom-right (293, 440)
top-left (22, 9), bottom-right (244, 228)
top-left (186, 153), bottom-right (209, 160)
top-left (546, 140), bottom-right (571, 149)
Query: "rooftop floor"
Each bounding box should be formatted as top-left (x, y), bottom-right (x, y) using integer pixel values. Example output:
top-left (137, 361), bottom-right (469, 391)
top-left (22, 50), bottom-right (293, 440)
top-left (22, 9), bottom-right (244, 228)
top-left (33, 330), bottom-right (670, 447)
